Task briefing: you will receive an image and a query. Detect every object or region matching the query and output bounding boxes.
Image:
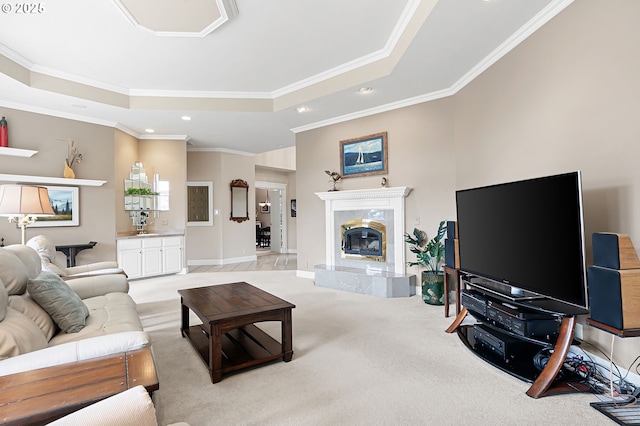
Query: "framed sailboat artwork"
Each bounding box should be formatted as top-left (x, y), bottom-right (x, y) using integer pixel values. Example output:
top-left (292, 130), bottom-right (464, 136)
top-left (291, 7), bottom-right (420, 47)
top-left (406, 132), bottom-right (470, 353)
top-left (339, 132), bottom-right (388, 178)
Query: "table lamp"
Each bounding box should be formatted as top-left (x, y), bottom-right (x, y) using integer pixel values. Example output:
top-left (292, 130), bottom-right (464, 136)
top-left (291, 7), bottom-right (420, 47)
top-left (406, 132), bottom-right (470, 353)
top-left (0, 184), bottom-right (55, 245)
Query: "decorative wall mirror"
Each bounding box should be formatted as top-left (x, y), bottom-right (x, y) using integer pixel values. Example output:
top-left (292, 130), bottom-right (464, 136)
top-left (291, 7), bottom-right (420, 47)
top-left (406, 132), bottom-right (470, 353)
top-left (230, 179), bottom-right (249, 223)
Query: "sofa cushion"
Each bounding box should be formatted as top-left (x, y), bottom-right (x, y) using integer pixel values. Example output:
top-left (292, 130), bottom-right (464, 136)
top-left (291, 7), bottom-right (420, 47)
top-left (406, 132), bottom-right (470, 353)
top-left (5, 245), bottom-right (43, 279)
top-left (48, 292), bottom-right (142, 346)
top-left (8, 294), bottom-right (56, 340)
top-left (0, 307), bottom-right (48, 360)
top-left (27, 272), bottom-right (89, 333)
top-left (0, 249), bottom-right (30, 295)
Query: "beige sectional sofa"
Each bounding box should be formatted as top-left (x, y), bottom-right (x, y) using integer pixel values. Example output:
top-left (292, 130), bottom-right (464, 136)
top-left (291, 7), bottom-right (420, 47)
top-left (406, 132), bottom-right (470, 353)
top-left (0, 244), bottom-right (150, 376)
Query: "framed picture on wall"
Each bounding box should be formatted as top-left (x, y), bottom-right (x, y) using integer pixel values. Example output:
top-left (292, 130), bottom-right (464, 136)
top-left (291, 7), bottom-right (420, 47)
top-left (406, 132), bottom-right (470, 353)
top-left (260, 204), bottom-right (270, 214)
top-left (31, 186), bottom-right (79, 227)
top-left (291, 199), bottom-right (296, 217)
top-left (340, 132), bottom-right (388, 178)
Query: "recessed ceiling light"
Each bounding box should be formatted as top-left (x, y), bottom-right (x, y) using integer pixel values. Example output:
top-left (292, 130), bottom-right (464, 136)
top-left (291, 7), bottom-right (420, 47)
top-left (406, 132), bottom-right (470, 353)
top-left (358, 87), bottom-right (373, 94)
top-left (145, 128), bottom-right (155, 133)
top-left (181, 115), bottom-right (191, 121)
top-left (296, 106), bottom-right (309, 113)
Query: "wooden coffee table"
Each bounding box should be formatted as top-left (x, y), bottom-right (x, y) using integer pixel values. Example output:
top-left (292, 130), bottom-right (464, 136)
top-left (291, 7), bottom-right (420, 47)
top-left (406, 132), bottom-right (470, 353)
top-left (178, 282), bottom-right (295, 383)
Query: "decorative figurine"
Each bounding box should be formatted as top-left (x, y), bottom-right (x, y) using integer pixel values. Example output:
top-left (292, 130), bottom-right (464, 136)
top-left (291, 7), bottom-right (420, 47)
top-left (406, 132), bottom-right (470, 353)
top-left (325, 170), bottom-right (342, 191)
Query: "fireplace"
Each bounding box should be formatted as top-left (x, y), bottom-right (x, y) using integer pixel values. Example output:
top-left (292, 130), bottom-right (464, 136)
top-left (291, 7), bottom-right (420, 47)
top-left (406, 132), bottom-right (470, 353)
top-left (314, 187), bottom-right (416, 298)
top-left (341, 219), bottom-right (386, 262)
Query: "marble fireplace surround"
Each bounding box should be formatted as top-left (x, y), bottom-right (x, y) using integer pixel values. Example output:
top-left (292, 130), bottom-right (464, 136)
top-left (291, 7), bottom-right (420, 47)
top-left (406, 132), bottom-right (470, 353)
top-left (314, 187), bottom-right (416, 297)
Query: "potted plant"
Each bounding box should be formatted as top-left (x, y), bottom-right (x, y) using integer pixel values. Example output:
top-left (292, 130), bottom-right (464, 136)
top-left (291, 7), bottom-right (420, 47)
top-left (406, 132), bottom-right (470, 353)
top-left (405, 220), bottom-right (447, 305)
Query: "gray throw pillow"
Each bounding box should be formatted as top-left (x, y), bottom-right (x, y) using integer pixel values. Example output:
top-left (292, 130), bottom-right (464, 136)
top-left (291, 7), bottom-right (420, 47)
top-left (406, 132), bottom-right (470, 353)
top-left (27, 271), bottom-right (89, 333)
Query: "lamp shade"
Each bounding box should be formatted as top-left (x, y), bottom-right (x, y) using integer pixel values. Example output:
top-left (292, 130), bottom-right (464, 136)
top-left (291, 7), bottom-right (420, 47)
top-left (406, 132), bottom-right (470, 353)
top-left (0, 185), bottom-right (55, 216)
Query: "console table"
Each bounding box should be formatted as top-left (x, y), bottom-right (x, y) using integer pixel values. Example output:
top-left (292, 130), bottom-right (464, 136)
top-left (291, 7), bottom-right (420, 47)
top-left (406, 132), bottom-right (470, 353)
top-left (56, 241), bottom-right (97, 267)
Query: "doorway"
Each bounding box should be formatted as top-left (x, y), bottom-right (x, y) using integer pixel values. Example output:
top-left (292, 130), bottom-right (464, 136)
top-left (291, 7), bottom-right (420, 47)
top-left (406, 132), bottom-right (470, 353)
top-left (255, 181), bottom-right (287, 254)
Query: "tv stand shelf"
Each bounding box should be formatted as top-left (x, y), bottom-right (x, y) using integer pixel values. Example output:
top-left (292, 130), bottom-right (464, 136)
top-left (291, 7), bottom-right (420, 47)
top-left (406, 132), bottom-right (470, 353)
top-left (447, 281), bottom-right (591, 398)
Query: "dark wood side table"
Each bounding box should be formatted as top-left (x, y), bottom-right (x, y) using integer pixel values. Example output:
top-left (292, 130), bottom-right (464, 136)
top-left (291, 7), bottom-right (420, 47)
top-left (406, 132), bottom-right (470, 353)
top-left (179, 281), bottom-right (295, 383)
top-left (0, 347), bottom-right (158, 425)
top-left (55, 241), bottom-right (97, 267)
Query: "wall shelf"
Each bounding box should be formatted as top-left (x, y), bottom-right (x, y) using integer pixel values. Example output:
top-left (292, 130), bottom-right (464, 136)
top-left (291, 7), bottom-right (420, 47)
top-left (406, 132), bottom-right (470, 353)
top-left (0, 147), bottom-right (38, 157)
top-left (0, 173), bottom-right (106, 187)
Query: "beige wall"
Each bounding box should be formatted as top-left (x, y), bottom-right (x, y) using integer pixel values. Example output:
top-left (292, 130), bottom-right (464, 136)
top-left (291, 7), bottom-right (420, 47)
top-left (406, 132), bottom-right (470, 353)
top-left (255, 146), bottom-right (296, 171)
top-left (186, 150), bottom-right (256, 263)
top-left (186, 151), bottom-right (223, 261)
top-left (295, 98), bottom-right (456, 272)
top-left (452, 0), bottom-right (640, 371)
top-left (0, 108), bottom-right (118, 264)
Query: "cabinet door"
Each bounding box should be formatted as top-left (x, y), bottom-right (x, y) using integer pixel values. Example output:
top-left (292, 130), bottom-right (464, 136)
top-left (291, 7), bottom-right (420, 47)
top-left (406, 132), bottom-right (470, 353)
top-left (162, 237), bottom-right (183, 274)
top-left (142, 248), bottom-right (162, 276)
top-left (142, 239), bottom-right (163, 276)
top-left (162, 245), bottom-right (182, 273)
top-left (118, 249), bottom-right (143, 279)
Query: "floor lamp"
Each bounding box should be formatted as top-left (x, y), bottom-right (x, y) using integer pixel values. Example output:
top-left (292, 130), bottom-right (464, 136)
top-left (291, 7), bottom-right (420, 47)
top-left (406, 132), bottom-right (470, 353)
top-left (0, 184), bottom-right (54, 245)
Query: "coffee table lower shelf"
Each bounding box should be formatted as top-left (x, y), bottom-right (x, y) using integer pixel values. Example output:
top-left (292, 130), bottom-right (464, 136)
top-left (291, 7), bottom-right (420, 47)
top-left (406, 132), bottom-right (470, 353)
top-left (183, 324), bottom-right (285, 376)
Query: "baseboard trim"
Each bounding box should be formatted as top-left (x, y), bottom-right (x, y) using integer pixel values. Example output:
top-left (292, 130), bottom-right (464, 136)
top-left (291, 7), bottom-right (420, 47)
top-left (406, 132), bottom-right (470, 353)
top-left (188, 255), bottom-right (257, 266)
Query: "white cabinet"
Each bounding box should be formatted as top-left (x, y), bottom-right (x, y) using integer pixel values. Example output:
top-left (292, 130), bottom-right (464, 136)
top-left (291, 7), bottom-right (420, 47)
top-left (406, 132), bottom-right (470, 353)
top-left (117, 236), bottom-right (183, 279)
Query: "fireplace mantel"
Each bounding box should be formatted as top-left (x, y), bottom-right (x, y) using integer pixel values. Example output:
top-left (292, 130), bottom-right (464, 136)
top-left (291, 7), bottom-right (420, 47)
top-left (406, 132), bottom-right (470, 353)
top-left (315, 186), bottom-right (412, 201)
top-left (315, 187), bottom-right (412, 275)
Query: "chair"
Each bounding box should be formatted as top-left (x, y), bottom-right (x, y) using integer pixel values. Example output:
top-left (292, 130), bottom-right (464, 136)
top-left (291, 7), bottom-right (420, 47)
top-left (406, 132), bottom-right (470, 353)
top-left (259, 226), bottom-right (271, 248)
top-left (26, 235), bottom-right (126, 278)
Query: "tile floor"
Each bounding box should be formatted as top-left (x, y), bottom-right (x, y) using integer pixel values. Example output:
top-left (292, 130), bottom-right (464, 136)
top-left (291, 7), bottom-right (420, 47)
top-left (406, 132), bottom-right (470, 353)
top-left (188, 249), bottom-right (297, 272)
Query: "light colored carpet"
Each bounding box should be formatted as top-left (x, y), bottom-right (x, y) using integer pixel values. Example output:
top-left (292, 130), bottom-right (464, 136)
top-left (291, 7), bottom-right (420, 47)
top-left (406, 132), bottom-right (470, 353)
top-left (128, 271), bottom-right (614, 426)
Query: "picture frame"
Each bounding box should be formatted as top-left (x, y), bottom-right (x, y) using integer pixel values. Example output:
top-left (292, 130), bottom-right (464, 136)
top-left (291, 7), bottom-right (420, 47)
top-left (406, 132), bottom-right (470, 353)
top-left (291, 199), bottom-right (297, 217)
top-left (340, 132), bottom-right (388, 178)
top-left (187, 181), bottom-right (213, 227)
top-left (260, 203), bottom-right (270, 214)
top-left (31, 186), bottom-right (79, 227)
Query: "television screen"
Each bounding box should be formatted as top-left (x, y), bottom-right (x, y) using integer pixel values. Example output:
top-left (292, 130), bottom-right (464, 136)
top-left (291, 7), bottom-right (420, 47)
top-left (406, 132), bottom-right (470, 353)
top-left (455, 171), bottom-right (588, 313)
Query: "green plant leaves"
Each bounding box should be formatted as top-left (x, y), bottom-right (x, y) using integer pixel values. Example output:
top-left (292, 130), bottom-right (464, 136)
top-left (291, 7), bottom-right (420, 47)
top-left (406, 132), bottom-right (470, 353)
top-left (404, 220), bottom-right (447, 272)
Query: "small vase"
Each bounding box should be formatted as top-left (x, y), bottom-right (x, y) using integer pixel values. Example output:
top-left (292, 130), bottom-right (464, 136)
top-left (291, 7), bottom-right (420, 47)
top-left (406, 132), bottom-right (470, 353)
top-left (63, 162), bottom-right (75, 179)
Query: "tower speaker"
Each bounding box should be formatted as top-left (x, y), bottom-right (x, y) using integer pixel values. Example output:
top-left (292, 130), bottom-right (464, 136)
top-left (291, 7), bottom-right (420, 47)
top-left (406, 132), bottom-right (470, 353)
top-left (445, 238), bottom-right (459, 269)
top-left (588, 265), bottom-right (640, 329)
top-left (446, 221), bottom-right (458, 239)
top-left (592, 233), bottom-right (640, 270)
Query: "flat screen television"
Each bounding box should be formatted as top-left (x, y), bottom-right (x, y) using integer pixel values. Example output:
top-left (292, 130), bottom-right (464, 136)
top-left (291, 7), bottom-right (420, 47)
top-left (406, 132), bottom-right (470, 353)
top-left (455, 171), bottom-right (588, 315)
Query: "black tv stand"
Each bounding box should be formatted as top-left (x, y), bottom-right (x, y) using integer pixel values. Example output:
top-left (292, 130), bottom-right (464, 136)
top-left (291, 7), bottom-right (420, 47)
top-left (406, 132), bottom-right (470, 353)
top-left (446, 278), bottom-right (591, 398)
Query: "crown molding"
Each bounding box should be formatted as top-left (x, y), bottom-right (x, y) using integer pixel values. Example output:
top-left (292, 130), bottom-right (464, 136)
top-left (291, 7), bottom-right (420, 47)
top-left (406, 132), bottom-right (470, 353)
top-left (291, 88), bottom-right (453, 134)
top-left (138, 134), bottom-right (190, 141)
top-left (0, 100), bottom-right (118, 128)
top-left (186, 146), bottom-right (254, 156)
